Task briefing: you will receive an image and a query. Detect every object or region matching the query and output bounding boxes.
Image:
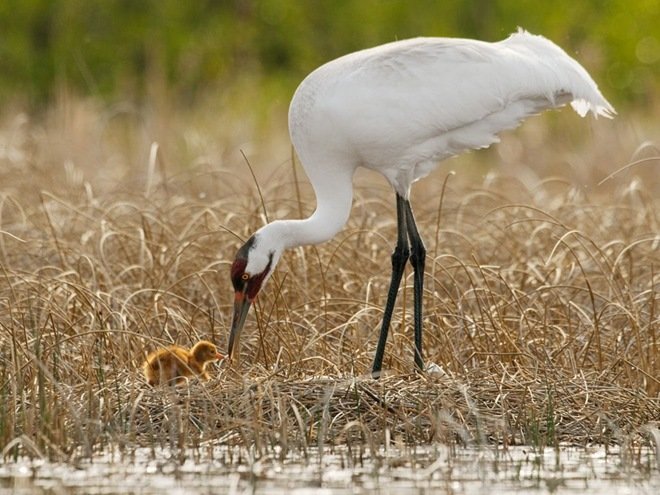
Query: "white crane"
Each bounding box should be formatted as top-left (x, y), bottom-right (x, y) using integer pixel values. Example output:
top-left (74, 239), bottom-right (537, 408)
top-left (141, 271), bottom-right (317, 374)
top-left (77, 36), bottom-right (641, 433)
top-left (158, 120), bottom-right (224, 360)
top-left (227, 29), bottom-right (614, 376)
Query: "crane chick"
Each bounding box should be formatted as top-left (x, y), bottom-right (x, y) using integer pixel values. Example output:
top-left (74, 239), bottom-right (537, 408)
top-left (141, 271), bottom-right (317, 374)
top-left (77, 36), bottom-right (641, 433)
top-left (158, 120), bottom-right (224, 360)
top-left (143, 340), bottom-right (224, 386)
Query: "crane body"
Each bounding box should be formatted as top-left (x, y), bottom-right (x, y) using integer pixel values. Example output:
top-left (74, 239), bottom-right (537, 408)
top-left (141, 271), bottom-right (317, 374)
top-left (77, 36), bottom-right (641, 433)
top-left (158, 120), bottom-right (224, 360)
top-left (227, 29), bottom-right (614, 375)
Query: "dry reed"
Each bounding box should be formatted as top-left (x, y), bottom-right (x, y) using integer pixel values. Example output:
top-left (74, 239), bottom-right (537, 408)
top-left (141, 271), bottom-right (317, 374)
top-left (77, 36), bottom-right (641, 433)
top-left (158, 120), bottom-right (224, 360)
top-left (0, 106), bottom-right (658, 463)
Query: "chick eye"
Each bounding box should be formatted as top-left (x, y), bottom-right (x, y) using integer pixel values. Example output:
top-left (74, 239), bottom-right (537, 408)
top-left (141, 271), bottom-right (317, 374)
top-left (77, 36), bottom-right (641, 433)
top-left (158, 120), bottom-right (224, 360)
top-left (241, 273), bottom-right (249, 281)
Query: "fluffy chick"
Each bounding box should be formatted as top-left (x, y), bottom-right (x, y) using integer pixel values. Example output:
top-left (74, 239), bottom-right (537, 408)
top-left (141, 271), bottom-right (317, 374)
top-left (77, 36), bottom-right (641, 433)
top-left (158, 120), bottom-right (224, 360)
top-left (143, 340), bottom-right (224, 386)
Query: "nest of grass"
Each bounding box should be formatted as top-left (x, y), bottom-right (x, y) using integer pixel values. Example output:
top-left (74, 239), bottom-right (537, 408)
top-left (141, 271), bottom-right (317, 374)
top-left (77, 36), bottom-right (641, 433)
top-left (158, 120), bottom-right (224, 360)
top-left (107, 366), bottom-right (656, 454)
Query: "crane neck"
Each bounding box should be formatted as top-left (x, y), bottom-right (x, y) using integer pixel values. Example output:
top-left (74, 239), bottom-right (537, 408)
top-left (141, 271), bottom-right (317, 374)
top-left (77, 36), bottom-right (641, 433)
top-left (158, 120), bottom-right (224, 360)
top-left (255, 165), bottom-right (355, 252)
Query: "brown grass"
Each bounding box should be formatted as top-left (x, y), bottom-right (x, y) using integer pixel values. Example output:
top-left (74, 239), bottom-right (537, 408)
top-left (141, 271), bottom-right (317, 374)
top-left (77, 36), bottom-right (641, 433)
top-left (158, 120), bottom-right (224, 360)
top-left (0, 101), bottom-right (658, 462)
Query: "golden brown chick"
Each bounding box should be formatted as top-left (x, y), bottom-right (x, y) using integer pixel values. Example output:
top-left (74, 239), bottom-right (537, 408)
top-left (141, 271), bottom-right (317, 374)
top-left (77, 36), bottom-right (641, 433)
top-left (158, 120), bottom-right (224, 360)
top-left (142, 340), bottom-right (224, 386)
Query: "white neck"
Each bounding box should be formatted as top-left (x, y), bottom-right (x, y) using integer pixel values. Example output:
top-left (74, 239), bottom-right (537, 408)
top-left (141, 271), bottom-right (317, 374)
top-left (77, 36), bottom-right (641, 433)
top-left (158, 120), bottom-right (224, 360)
top-left (257, 168), bottom-right (354, 250)
top-left (243, 161), bottom-right (356, 278)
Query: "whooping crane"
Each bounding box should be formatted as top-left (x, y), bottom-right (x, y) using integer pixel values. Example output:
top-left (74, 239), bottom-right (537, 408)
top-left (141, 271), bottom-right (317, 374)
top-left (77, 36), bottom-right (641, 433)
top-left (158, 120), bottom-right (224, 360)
top-left (227, 29), bottom-right (614, 376)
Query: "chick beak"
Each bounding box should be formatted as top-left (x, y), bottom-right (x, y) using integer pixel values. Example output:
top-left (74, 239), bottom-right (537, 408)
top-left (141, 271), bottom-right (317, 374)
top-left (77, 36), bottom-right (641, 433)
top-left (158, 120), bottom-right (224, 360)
top-left (227, 289), bottom-right (252, 362)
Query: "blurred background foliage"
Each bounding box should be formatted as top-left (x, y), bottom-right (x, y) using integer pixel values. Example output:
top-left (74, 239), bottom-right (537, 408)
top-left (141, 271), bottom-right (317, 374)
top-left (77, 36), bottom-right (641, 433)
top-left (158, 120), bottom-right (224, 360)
top-left (1, 0), bottom-right (659, 112)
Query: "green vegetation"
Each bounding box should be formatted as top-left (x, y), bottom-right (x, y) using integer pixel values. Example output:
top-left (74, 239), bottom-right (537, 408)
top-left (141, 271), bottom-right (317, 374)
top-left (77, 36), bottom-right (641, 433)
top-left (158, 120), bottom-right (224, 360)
top-left (1, 0), bottom-right (659, 109)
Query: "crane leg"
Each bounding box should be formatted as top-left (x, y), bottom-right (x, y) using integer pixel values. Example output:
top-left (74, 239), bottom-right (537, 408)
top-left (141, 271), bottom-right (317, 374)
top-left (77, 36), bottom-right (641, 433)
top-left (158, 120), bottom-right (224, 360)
top-left (371, 194), bottom-right (409, 377)
top-left (403, 199), bottom-right (426, 372)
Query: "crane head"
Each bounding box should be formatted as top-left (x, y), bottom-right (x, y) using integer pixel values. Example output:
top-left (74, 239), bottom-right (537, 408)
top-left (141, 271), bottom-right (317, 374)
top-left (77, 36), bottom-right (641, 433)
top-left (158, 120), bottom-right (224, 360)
top-left (227, 235), bottom-right (276, 362)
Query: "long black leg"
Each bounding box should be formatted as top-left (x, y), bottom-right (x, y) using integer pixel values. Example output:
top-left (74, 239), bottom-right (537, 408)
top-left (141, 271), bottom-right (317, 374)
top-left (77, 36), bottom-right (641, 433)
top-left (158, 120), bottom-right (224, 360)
top-left (403, 199), bottom-right (426, 371)
top-left (371, 194), bottom-right (409, 377)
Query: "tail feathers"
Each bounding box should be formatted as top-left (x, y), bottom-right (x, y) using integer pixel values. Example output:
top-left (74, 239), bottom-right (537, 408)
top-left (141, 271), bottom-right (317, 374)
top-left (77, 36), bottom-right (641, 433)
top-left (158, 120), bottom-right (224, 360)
top-left (507, 29), bottom-right (616, 119)
top-left (570, 98), bottom-right (616, 119)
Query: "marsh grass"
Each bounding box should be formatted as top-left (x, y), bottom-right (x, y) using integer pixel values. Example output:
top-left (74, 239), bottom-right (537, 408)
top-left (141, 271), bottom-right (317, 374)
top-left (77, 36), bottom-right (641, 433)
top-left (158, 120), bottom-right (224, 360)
top-left (0, 104), bottom-right (658, 466)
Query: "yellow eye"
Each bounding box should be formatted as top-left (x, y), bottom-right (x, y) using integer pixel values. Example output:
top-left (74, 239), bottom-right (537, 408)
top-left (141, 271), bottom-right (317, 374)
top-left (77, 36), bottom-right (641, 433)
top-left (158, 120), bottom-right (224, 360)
top-left (241, 273), bottom-right (249, 281)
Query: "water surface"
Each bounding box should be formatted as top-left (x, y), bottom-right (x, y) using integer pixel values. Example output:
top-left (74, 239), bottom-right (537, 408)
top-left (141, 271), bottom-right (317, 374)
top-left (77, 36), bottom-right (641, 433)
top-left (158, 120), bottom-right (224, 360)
top-left (1, 444), bottom-right (657, 494)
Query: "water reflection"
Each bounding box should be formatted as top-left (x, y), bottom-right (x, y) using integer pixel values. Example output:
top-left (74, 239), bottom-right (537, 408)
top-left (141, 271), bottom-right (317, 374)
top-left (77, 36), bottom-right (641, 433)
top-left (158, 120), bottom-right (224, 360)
top-left (0, 445), bottom-right (657, 494)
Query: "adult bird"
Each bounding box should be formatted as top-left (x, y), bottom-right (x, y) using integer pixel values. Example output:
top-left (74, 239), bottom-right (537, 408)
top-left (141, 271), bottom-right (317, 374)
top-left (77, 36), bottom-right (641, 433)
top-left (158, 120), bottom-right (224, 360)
top-left (227, 29), bottom-right (614, 375)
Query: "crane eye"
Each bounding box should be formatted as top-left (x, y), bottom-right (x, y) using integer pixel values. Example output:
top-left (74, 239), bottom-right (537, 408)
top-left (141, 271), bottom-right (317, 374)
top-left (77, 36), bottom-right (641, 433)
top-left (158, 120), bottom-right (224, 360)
top-left (241, 273), bottom-right (249, 281)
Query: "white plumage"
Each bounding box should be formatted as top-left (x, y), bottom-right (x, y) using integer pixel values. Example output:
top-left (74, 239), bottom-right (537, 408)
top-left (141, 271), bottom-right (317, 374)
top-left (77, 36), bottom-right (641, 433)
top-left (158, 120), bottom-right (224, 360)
top-left (289, 29), bottom-right (613, 196)
top-left (227, 29), bottom-right (614, 373)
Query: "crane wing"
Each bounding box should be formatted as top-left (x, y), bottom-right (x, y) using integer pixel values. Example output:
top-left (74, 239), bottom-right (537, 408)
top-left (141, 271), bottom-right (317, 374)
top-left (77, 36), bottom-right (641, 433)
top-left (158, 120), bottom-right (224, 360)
top-left (290, 30), bottom-right (614, 193)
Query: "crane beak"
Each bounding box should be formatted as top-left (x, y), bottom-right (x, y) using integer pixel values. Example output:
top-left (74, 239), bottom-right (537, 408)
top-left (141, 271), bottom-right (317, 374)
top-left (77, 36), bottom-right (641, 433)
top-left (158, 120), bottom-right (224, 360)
top-left (227, 289), bottom-right (251, 362)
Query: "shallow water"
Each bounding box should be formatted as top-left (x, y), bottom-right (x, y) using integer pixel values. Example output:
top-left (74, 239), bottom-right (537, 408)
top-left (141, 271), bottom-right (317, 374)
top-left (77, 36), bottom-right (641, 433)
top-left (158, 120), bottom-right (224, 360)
top-left (1, 445), bottom-right (657, 494)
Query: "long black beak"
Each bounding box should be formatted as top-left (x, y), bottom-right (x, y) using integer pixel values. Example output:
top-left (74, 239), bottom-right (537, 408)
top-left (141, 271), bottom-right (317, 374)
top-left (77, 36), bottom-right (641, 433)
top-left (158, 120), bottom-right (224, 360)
top-left (227, 290), bottom-right (252, 361)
